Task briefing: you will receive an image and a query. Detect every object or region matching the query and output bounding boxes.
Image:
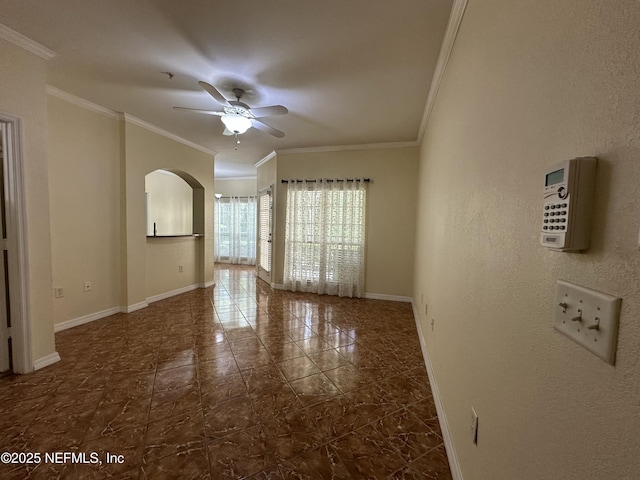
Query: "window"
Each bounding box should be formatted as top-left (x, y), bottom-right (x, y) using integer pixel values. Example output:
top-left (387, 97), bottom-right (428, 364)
top-left (214, 196), bottom-right (257, 265)
top-left (258, 191), bottom-right (272, 274)
top-left (283, 179), bottom-right (367, 298)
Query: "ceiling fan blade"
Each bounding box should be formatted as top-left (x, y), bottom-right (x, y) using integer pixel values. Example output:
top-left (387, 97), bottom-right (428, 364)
top-left (250, 105), bottom-right (288, 118)
top-left (173, 106), bottom-right (224, 116)
top-left (252, 119), bottom-right (285, 138)
top-left (222, 128), bottom-right (235, 136)
top-left (198, 81), bottom-right (231, 106)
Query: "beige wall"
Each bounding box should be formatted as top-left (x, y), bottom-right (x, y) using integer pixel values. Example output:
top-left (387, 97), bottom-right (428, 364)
top-left (47, 95), bottom-right (121, 325)
top-left (275, 147), bottom-right (418, 297)
top-left (0, 39), bottom-right (56, 368)
top-left (146, 170), bottom-right (193, 236)
top-left (214, 177), bottom-right (257, 197)
top-left (122, 121), bottom-right (214, 305)
top-left (414, 1), bottom-right (640, 478)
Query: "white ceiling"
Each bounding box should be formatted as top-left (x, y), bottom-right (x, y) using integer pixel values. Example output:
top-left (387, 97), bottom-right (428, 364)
top-left (0, 0), bottom-right (453, 178)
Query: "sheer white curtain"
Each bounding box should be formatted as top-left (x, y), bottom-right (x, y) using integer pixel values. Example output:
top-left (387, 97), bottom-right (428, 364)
top-left (283, 179), bottom-right (367, 298)
top-left (214, 196), bottom-right (257, 265)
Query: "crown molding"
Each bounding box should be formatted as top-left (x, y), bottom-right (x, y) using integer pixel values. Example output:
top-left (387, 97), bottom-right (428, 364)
top-left (417, 0), bottom-right (468, 141)
top-left (121, 113), bottom-right (217, 157)
top-left (216, 176), bottom-right (257, 181)
top-left (46, 85), bottom-right (119, 119)
top-left (0, 24), bottom-right (56, 60)
top-left (277, 140), bottom-right (419, 156)
top-left (254, 150), bottom-right (277, 168)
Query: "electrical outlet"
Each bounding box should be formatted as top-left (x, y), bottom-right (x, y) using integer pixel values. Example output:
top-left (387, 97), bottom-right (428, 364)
top-left (84, 281), bottom-right (92, 292)
top-left (178, 265), bottom-right (184, 273)
top-left (54, 287), bottom-right (64, 298)
top-left (470, 407), bottom-right (478, 444)
top-left (430, 318), bottom-right (435, 331)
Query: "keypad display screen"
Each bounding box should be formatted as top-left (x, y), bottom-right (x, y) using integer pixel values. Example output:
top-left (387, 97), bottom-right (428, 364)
top-left (545, 168), bottom-right (564, 186)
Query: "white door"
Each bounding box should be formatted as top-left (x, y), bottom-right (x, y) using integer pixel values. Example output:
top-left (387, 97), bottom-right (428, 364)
top-left (257, 188), bottom-right (272, 284)
top-left (0, 126), bottom-right (10, 372)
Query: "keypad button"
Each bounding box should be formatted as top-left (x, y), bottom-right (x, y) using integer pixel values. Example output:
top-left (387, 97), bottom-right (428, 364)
top-left (545, 206), bottom-right (550, 210)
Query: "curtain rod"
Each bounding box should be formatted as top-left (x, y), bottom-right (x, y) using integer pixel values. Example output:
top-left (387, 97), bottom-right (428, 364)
top-left (214, 195), bottom-right (257, 199)
top-left (281, 178), bottom-right (370, 184)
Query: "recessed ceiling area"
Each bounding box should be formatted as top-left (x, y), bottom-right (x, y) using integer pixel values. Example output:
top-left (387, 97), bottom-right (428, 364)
top-left (0, 0), bottom-right (453, 178)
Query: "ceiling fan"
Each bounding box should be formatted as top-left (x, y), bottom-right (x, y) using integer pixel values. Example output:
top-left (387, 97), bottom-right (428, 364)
top-left (174, 81), bottom-right (288, 139)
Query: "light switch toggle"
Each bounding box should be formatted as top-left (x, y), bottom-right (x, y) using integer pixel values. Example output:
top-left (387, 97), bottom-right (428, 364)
top-left (554, 280), bottom-right (621, 365)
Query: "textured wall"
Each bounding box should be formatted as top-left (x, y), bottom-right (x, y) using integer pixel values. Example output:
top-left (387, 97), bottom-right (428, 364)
top-left (414, 0), bottom-right (640, 478)
top-left (276, 147), bottom-right (419, 298)
top-left (0, 39), bottom-right (56, 367)
top-left (48, 95), bottom-right (121, 326)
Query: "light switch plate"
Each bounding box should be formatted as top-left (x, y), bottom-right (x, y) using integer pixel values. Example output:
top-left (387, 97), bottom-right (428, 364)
top-left (555, 280), bottom-right (621, 365)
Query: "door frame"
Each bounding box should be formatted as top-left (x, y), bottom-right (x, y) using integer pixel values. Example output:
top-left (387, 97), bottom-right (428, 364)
top-left (257, 186), bottom-right (273, 285)
top-left (1, 114), bottom-right (31, 374)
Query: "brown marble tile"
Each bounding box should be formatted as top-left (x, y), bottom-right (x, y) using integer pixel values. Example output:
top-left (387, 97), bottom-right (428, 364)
top-left (208, 424), bottom-right (275, 479)
top-left (278, 444), bottom-right (351, 479)
top-left (251, 383), bottom-right (303, 422)
top-left (330, 424), bottom-right (405, 478)
top-left (373, 409), bottom-right (443, 462)
top-left (149, 383), bottom-right (202, 423)
top-left (144, 412), bottom-right (206, 465)
top-left (196, 350), bottom-right (237, 375)
top-left (277, 356), bottom-right (321, 382)
top-left (80, 424), bottom-right (146, 476)
top-left (262, 407), bottom-right (323, 461)
top-left (395, 444), bottom-right (453, 480)
top-left (154, 364), bottom-right (198, 391)
top-left (288, 372), bottom-right (341, 407)
top-left (241, 363), bottom-right (288, 396)
top-left (139, 447), bottom-right (211, 479)
top-left (85, 395), bottom-right (152, 440)
top-left (203, 394), bottom-right (260, 439)
top-left (200, 373), bottom-right (248, 410)
top-left (0, 264), bottom-right (453, 480)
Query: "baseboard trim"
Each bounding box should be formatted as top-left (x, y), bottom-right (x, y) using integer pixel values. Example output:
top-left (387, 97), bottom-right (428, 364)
top-left (33, 352), bottom-right (61, 371)
top-left (271, 284), bottom-right (411, 303)
top-left (54, 306), bottom-right (121, 333)
top-left (411, 300), bottom-right (464, 480)
top-left (202, 280), bottom-right (216, 288)
top-left (364, 292), bottom-right (412, 303)
top-left (123, 301), bottom-right (149, 313)
top-left (146, 283), bottom-right (201, 304)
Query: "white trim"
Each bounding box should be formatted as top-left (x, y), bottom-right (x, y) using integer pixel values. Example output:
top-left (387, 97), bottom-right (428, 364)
top-left (122, 301), bottom-right (149, 313)
top-left (417, 0), bottom-right (469, 141)
top-left (0, 24), bottom-right (56, 60)
top-left (202, 281), bottom-right (216, 288)
top-left (216, 176), bottom-right (257, 181)
top-left (46, 86), bottom-right (119, 119)
top-left (363, 293), bottom-right (412, 303)
top-left (122, 114), bottom-right (217, 157)
top-left (146, 283), bottom-right (202, 304)
top-left (411, 300), bottom-right (464, 480)
top-left (270, 285), bottom-right (411, 303)
top-left (254, 150), bottom-right (277, 168)
top-left (33, 352), bottom-right (61, 371)
top-left (0, 115), bottom-right (32, 374)
top-left (54, 307), bottom-right (121, 333)
top-left (277, 141), bottom-right (418, 156)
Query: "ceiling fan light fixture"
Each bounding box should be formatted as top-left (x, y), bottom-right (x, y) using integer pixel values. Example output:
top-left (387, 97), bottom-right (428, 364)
top-left (221, 113), bottom-right (252, 134)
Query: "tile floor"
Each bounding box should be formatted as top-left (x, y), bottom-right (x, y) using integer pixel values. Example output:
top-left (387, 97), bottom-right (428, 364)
top-left (0, 265), bottom-right (452, 479)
